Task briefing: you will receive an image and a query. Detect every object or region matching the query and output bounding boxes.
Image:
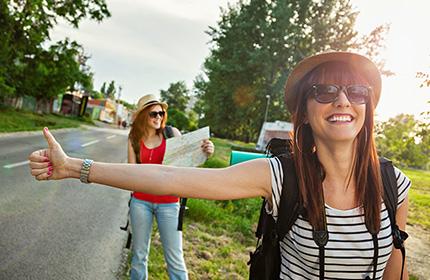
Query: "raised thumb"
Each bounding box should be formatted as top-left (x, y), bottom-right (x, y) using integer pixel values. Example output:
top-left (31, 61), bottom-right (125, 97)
top-left (43, 127), bottom-right (58, 147)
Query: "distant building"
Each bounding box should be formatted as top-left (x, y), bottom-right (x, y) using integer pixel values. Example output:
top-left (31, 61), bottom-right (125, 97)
top-left (256, 120), bottom-right (293, 151)
top-left (87, 98), bottom-right (116, 123)
top-left (60, 93), bottom-right (83, 116)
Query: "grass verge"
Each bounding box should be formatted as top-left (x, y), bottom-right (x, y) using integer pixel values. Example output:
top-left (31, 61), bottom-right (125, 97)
top-left (403, 168), bottom-right (430, 230)
top-left (0, 107), bottom-right (94, 132)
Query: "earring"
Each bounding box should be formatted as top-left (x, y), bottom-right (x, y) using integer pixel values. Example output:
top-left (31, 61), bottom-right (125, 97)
top-left (294, 123), bottom-right (304, 154)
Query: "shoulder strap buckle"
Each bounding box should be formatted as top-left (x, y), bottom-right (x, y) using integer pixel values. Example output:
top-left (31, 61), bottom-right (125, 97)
top-left (313, 230), bottom-right (329, 247)
top-left (392, 225), bottom-right (408, 249)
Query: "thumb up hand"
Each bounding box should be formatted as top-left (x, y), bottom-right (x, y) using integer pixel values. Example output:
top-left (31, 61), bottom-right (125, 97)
top-left (29, 127), bottom-right (69, 180)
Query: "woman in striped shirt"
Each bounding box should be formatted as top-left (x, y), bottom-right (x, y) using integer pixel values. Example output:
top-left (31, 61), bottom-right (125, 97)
top-left (29, 51), bottom-right (410, 279)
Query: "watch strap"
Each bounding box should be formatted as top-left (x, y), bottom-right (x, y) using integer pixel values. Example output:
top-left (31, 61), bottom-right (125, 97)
top-left (80, 159), bottom-right (94, 184)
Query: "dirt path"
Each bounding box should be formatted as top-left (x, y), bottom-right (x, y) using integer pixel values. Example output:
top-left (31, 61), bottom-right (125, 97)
top-left (406, 225), bottom-right (430, 280)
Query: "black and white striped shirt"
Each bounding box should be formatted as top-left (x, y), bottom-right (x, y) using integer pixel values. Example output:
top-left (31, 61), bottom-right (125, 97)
top-left (267, 157), bottom-right (411, 280)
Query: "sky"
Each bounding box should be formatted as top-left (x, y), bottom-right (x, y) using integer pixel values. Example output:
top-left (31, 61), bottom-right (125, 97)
top-left (50, 0), bottom-right (430, 122)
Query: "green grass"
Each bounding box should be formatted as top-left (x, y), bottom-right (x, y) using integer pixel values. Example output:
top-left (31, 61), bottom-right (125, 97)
top-left (0, 107), bottom-right (94, 132)
top-left (403, 169), bottom-right (430, 230)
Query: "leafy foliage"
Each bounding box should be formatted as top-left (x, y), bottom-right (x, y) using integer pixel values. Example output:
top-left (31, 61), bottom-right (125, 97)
top-left (416, 70), bottom-right (430, 119)
top-left (160, 81), bottom-right (190, 112)
top-left (417, 71), bottom-right (430, 88)
top-left (118, 99), bottom-right (136, 110)
top-left (351, 23), bottom-right (394, 76)
top-left (375, 114), bottom-right (430, 169)
top-left (91, 91), bottom-right (104, 100)
top-left (98, 80), bottom-right (118, 100)
top-left (160, 81), bottom-right (199, 132)
top-left (195, 0), bottom-right (359, 142)
top-left (105, 80), bottom-right (117, 100)
top-left (166, 108), bottom-right (190, 132)
top-left (0, 0), bottom-right (110, 108)
top-left (19, 40), bottom-right (92, 108)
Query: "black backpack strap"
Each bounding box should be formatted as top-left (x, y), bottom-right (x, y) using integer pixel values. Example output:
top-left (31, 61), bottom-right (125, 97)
top-left (276, 156), bottom-right (300, 240)
top-left (248, 155), bottom-right (300, 280)
top-left (254, 198), bottom-right (267, 240)
top-left (177, 198), bottom-right (188, 231)
top-left (163, 125), bottom-right (175, 139)
top-left (379, 157), bottom-right (408, 280)
top-left (120, 193), bottom-right (133, 249)
top-left (254, 138), bottom-right (292, 240)
top-left (380, 157), bottom-right (397, 219)
top-left (277, 155), bottom-right (328, 280)
top-left (313, 209), bottom-right (329, 280)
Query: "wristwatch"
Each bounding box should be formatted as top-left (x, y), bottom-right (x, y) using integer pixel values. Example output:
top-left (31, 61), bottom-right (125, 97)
top-left (80, 159), bottom-right (94, 184)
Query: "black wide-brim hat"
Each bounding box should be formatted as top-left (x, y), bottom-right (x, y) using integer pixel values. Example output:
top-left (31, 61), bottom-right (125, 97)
top-left (284, 51), bottom-right (382, 113)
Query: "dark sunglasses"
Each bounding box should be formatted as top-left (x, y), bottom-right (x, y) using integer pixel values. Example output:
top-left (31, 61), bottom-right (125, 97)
top-left (148, 111), bottom-right (165, 118)
top-left (307, 84), bottom-right (371, 105)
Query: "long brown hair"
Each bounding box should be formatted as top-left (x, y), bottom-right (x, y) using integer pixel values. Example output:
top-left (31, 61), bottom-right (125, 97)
top-left (128, 104), bottom-right (168, 162)
top-left (291, 61), bottom-right (383, 233)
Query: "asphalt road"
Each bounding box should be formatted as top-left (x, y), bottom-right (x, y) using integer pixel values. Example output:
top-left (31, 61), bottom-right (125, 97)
top-left (0, 126), bottom-right (131, 280)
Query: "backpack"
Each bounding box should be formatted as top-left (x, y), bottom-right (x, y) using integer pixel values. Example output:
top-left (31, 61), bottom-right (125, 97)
top-left (248, 138), bottom-right (408, 280)
top-left (120, 125), bottom-right (188, 249)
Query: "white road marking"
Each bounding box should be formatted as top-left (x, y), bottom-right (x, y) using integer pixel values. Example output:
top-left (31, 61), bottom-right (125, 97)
top-left (106, 135), bottom-right (117, 140)
top-left (81, 140), bottom-right (100, 147)
top-left (4, 160), bottom-right (29, 169)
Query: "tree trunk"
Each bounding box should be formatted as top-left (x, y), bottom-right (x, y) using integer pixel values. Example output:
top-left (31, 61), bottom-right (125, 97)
top-left (35, 98), bottom-right (51, 114)
top-left (4, 96), bottom-right (23, 109)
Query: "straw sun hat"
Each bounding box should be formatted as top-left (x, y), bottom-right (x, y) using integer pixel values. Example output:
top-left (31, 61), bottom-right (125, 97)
top-left (134, 94), bottom-right (168, 117)
top-left (284, 51), bottom-right (382, 113)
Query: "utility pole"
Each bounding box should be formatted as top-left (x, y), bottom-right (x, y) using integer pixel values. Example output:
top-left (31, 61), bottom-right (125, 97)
top-left (263, 94), bottom-right (271, 125)
top-left (116, 85), bottom-right (122, 127)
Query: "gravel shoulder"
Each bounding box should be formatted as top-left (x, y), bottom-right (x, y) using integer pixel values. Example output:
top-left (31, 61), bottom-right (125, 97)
top-left (406, 225), bottom-right (430, 280)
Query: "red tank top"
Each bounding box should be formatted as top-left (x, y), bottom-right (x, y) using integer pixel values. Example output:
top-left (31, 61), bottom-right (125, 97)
top-left (132, 136), bottom-right (179, 203)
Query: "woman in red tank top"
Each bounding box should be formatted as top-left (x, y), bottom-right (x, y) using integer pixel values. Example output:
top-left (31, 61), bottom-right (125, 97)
top-left (127, 94), bottom-right (214, 280)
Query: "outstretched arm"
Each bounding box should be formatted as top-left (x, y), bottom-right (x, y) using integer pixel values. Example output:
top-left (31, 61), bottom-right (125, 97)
top-left (29, 128), bottom-right (271, 201)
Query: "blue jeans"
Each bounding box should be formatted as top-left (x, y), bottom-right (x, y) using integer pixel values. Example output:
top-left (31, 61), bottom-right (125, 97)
top-left (130, 197), bottom-right (188, 280)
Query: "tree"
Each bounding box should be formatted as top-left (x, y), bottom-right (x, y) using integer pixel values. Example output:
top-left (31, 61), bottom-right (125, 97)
top-left (0, 2), bottom-right (15, 97)
top-left (159, 81), bottom-right (200, 131)
top-left (416, 69), bottom-right (430, 169)
top-left (166, 108), bottom-right (190, 132)
top-left (416, 69), bottom-right (430, 120)
top-left (192, 74), bottom-right (209, 127)
top-left (118, 99), bottom-right (136, 111)
top-left (195, 0), bottom-right (359, 141)
top-left (100, 82), bottom-right (107, 97)
top-left (417, 71), bottom-right (430, 88)
top-left (160, 81), bottom-right (190, 112)
top-left (375, 114), bottom-right (429, 169)
top-left (16, 39), bottom-right (92, 113)
top-left (106, 80), bottom-right (116, 100)
top-left (91, 91), bottom-right (104, 100)
top-left (0, 0), bottom-right (110, 102)
top-left (351, 24), bottom-right (394, 76)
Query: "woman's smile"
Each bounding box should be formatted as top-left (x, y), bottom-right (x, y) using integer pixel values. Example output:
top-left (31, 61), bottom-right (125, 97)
top-left (326, 113), bottom-right (354, 123)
